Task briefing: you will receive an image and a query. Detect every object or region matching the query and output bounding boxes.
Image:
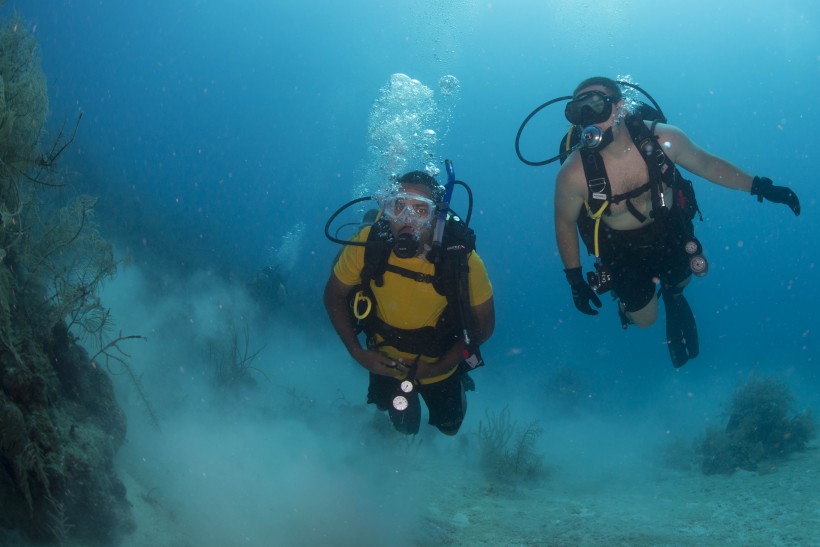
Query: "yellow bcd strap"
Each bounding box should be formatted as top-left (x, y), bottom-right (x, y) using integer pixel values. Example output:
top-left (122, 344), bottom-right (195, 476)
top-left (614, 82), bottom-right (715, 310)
top-left (583, 200), bottom-right (610, 258)
top-left (352, 290), bottom-right (372, 320)
top-left (563, 125), bottom-right (574, 156)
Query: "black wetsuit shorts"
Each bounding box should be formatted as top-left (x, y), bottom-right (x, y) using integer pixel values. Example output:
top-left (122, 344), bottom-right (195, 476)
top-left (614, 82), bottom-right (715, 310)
top-left (367, 370), bottom-right (466, 435)
top-left (599, 217), bottom-right (693, 312)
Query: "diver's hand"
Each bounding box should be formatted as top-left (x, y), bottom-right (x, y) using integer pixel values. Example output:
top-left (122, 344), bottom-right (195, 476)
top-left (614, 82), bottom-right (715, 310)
top-left (751, 176), bottom-right (801, 216)
top-left (352, 348), bottom-right (409, 378)
top-left (564, 267), bottom-right (602, 315)
top-left (413, 358), bottom-right (453, 380)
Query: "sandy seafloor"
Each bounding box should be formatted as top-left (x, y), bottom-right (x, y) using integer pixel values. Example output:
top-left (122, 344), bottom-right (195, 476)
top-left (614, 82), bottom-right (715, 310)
top-left (115, 436), bottom-right (820, 546)
top-left (3, 264), bottom-right (814, 547)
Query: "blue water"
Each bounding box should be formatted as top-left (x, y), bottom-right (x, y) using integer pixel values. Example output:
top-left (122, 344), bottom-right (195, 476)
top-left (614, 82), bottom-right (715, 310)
top-left (5, 1), bottom-right (819, 544)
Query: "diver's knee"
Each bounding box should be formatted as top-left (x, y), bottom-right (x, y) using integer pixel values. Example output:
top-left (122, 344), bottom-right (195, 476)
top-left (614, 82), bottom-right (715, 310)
top-left (437, 424), bottom-right (461, 436)
top-left (436, 416), bottom-right (464, 436)
top-left (627, 300), bottom-right (659, 328)
top-left (629, 314), bottom-right (656, 328)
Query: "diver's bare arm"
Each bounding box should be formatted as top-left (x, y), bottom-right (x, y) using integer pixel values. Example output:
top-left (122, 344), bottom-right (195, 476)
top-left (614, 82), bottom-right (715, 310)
top-left (471, 297), bottom-right (495, 346)
top-left (658, 124), bottom-right (754, 191)
top-left (323, 274), bottom-right (364, 358)
top-left (554, 170), bottom-right (584, 269)
top-left (323, 274), bottom-right (406, 378)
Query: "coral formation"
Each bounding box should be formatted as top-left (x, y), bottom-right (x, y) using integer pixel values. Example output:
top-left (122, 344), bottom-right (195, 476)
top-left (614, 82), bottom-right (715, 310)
top-left (700, 375), bottom-right (816, 475)
top-left (0, 15), bottom-right (135, 545)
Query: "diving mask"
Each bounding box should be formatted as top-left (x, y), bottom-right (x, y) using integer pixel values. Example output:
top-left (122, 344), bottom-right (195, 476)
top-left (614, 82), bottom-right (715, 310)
top-left (565, 90), bottom-right (615, 126)
top-left (380, 192), bottom-right (436, 228)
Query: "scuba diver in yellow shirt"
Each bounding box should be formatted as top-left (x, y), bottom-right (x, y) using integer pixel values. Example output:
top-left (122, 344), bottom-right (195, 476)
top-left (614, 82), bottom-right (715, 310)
top-left (324, 166), bottom-right (494, 435)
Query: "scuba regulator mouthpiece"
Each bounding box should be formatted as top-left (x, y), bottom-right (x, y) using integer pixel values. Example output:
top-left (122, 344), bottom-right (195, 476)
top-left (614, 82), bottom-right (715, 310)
top-left (393, 232), bottom-right (419, 259)
top-left (580, 125), bottom-right (604, 148)
top-left (577, 125), bottom-right (614, 151)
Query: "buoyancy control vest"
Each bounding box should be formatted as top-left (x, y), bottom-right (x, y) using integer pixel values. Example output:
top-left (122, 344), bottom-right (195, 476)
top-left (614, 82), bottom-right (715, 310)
top-left (352, 215), bottom-right (479, 362)
top-left (569, 115), bottom-right (702, 258)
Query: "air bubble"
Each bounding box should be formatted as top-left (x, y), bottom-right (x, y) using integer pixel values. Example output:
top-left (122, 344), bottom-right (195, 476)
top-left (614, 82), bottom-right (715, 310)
top-left (438, 74), bottom-right (460, 97)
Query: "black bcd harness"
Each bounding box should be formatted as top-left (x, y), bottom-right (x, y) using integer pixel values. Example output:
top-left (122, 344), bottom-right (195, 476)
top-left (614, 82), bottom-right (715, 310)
top-left (565, 114), bottom-right (702, 258)
top-left (351, 216), bottom-right (481, 364)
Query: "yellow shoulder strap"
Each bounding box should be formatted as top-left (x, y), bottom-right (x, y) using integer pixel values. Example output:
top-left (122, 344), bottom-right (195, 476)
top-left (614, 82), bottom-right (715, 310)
top-left (583, 200), bottom-right (610, 258)
top-left (563, 125), bottom-right (574, 154)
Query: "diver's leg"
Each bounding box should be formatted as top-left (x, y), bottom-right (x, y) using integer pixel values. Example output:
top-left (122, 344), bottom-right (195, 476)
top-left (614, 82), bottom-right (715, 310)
top-left (366, 372), bottom-right (394, 411)
top-left (387, 389), bottom-right (421, 435)
top-left (607, 233), bottom-right (659, 328)
top-left (625, 295), bottom-right (659, 327)
top-left (421, 372), bottom-right (466, 436)
top-left (627, 247), bottom-right (691, 328)
top-left (368, 373), bottom-right (421, 434)
top-left (659, 214), bottom-right (702, 366)
top-left (615, 270), bottom-right (659, 327)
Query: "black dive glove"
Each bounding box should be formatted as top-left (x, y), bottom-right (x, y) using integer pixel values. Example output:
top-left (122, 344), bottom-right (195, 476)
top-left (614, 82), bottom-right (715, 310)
top-left (564, 267), bottom-right (602, 315)
top-left (751, 176), bottom-right (800, 216)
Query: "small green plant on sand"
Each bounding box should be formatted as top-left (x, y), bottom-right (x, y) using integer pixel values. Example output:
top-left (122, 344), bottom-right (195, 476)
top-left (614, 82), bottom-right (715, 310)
top-left (478, 406), bottom-right (546, 484)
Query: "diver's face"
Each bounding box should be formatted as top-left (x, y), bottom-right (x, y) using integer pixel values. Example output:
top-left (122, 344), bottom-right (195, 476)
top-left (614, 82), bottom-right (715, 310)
top-left (387, 183), bottom-right (435, 244)
top-left (568, 85), bottom-right (623, 128)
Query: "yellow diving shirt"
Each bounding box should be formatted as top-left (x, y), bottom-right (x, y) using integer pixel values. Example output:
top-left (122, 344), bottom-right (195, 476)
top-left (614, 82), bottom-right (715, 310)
top-left (333, 226), bottom-right (493, 383)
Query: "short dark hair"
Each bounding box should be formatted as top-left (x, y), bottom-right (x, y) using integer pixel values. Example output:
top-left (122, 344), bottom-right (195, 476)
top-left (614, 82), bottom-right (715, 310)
top-left (397, 170), bottom-right (445, 204)
top-left (573, 76), bottom-right (622, 101)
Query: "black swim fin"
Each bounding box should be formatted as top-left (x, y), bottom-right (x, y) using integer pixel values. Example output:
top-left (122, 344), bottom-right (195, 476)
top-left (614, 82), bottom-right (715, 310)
top-left (461, 372), bottom-right (476, 392)
top-left (662, 290), bottom-right (699, 368)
